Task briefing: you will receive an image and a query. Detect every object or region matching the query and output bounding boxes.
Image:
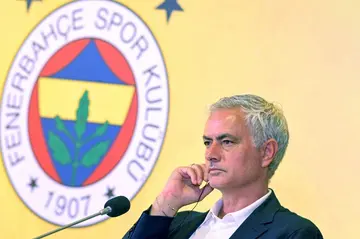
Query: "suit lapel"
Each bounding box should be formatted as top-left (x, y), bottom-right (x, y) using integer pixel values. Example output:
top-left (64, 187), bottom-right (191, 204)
top-left (170, 211), bottom-right (208, 239)
top-left (230, 190), bottom-right (281, 239)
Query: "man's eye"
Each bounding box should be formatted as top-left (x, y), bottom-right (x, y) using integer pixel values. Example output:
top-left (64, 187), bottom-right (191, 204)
top-left (222, 140), bottom-right (233, 145)
top-left (204, 141), bottom-right (210, 146)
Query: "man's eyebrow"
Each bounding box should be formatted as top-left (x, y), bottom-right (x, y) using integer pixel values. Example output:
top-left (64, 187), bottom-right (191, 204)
top-left (216, 133), bottom-right (238, 141)
top-left (202, 134), bottom-right (238, 141)
top-left (203, 135), bottom-right (212, 141)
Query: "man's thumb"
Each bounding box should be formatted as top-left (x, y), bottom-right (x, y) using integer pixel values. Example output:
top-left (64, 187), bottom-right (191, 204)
top-left (199, 183), bottom-right (214, 201)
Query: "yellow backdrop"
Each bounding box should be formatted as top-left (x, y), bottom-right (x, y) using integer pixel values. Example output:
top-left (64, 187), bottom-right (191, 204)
top-left (0, 0), bottom-right (359, 238)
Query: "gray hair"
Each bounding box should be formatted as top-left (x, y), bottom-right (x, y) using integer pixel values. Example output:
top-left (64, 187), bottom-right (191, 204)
top-left (209, 94), bottom-right (289, 179)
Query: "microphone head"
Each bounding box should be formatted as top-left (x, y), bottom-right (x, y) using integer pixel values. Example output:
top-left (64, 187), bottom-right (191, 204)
top-left (104, 196), bottom-right (130, 217)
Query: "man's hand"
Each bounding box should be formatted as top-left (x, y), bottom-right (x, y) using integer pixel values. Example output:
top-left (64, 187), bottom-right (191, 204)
top-left (150, 163), bottom-right (214, 217)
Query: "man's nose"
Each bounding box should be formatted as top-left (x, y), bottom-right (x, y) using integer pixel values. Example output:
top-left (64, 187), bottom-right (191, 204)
top-left (205, 142), bottom-right (221, 162)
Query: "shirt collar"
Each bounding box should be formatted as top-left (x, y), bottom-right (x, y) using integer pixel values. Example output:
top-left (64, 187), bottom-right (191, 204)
top-left (202, 189), bottom-right (272, 225)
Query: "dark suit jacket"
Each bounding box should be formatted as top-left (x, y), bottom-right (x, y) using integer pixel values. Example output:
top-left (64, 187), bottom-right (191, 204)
top-left (123, 190), bottom-right (323, 239)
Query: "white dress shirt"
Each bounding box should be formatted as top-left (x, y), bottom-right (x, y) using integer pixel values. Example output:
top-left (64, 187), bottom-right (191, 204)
top-left (189, 189), bottom-right (272, 239)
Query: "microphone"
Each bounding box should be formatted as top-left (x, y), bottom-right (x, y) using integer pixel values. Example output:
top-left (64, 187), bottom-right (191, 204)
top-left (104, 196), bottom-right (131, 217)
top-left (33, 196), bottom-right (131, 239)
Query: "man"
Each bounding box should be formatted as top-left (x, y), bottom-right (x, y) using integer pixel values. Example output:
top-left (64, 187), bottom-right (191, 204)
top-left (123, 94), bottom-right (323, 239)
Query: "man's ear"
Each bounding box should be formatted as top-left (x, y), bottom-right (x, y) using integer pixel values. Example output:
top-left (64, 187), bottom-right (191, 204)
top-left (261, 139), bottom-right (278, 168)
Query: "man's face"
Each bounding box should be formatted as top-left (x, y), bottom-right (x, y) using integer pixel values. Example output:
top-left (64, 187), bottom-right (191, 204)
top-left (203, 108), bottom-right (266, 190)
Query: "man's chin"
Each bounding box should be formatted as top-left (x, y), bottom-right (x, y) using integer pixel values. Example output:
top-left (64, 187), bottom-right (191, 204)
top-left (208, 179), bottom-right (228, 189)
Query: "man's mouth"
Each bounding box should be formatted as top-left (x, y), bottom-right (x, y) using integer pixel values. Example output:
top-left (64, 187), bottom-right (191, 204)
top-left (208, 168), bottom-right (225, 173)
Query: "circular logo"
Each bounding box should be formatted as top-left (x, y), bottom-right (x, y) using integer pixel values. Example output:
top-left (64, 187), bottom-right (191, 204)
top-left (0, 0), bottom-right (169, 226)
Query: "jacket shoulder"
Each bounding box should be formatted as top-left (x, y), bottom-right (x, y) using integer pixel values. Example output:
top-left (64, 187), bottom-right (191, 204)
top-left (271, 206), bottom-right (323, 238)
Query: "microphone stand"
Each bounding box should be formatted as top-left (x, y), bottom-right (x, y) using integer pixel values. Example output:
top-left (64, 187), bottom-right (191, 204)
top-left (33, 207), bottom-right (112, 239)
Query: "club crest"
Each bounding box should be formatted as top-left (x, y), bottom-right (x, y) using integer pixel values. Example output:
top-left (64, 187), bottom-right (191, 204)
top-left (0, 0), bottom-right (169, 226)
